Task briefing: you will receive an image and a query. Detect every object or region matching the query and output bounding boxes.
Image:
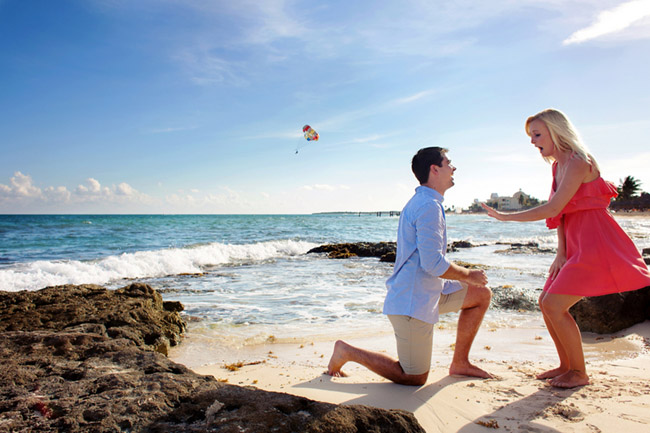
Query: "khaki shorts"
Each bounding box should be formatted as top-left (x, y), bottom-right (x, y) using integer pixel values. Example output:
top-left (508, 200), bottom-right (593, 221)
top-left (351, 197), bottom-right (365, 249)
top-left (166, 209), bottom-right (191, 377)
top-left (388, 283), bottom-right (468, 375)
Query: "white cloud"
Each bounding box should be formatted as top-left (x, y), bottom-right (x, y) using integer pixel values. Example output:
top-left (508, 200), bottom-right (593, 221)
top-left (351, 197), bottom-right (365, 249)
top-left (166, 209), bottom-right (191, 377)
top-left (301, 184), bottom-right (350, 192)
top-left (0, 172), bottom-right (42, 199)
top-left (44, 186), bottom-right (72, 202)
top-left (563, 0), bottom-right (650, 45)
top-left (75, 178), bottom-right (110, 198)
top-left (164, 186), bottom-right (251, 211)
top-left (116, 182), bottom-right (136, 196)
top-left (0, 173), bottom-right (152, 211)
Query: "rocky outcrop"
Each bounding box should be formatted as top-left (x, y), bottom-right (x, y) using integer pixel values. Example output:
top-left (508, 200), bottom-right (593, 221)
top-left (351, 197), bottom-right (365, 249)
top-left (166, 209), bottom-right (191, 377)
top-left (491, 286), bottom-right (539, 312)
top-left (570, 286), bottom-right (650, 333)
top-left (307, 241), bottom-right (481, 263)
top-left (308, 242), bottom-right (397, 261)
top-left (0, 283), bottom-right (185, 355)
top-left (0, 284), bottom-right (425, 433)
top-left (494, 242), bottom-right (555, 255)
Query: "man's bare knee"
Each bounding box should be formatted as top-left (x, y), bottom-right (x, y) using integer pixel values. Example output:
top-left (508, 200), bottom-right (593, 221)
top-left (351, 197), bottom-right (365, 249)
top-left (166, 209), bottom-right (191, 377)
top-left (398, 371), bottom-right (429, 386)
top-left (478, 285), bottom-right (492, 305)
top-left (462, 284), bottom-right (492, 310)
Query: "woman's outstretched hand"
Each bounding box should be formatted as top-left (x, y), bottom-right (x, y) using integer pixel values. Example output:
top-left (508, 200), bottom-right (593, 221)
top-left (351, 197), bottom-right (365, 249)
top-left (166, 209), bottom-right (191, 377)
top-left (480, 203), bottom-right (508, 221)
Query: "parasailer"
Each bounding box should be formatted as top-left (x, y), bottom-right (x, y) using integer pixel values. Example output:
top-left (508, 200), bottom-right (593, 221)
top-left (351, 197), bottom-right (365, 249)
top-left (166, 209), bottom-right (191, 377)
top-left (303, 125), bottom-right (319, 141)
top-left (296, 125), bottom-right (319, 154)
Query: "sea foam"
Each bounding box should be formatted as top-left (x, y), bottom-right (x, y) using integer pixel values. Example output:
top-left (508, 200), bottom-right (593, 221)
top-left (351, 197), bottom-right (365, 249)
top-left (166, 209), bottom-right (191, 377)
top-left (0, 239), bottom-right (318, 292)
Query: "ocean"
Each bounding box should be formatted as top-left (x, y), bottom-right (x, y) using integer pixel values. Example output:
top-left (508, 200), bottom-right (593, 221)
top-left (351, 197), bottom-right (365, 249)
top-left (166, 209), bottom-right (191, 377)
top-left (2, 213), bottom-right (649, 353)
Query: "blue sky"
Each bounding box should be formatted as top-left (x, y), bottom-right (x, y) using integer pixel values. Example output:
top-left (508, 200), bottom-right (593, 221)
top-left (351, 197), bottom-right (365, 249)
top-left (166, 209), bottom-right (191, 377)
top-left (1, 0), bottom-right (649, 214)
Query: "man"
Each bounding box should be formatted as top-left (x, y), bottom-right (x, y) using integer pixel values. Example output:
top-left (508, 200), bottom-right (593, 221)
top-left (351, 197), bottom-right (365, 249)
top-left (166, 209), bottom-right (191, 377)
top-left (327, 147), bottom-right (493, 386)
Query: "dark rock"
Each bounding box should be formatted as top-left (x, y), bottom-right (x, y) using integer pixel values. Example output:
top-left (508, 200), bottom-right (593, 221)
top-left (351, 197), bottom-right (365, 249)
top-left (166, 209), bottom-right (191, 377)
top-left (308, 242), bottom-right (396, 259)
top-left (491, 286), bottom-right (539, 312)
top-left (0, 284), bottom-right (426, 433)
top-left (450, 240), bottom-right (473, 248)
top-left (447, 240), bottom-right (475, 252)
top-left (494, 242), bottom-right (555, 255)
top-left (164, 300), bottom-right (184, 313)
top-left (0, 283), bottom-right (185, 355)
top-left (570, 286), bottom-right (650, 334)
top-left (310, 242), bottom-right (486, 266)
top-left (308, 241), bottom-right (479, 261)
top-left (380, 251), bottom-right (396, 263)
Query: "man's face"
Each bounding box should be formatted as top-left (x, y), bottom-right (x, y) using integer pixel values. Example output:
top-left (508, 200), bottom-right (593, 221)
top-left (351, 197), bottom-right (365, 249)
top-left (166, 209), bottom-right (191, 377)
top-left (437, 155), bottom-right (456, 189)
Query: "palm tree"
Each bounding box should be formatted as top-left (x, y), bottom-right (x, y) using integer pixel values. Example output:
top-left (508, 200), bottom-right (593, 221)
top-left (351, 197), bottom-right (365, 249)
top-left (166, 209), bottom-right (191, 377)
top-left (617, 176), bottom-right (642, 200)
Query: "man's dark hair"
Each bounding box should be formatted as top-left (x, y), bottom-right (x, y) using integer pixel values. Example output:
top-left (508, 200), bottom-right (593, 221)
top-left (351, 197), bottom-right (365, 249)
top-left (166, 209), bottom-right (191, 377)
top-left (411, 147), bottom-right (448, 184)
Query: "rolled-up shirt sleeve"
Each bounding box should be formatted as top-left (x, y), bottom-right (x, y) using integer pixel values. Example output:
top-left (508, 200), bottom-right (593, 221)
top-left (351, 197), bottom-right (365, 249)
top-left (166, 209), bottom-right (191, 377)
top-left (415, 202), bottom-right (451, 277)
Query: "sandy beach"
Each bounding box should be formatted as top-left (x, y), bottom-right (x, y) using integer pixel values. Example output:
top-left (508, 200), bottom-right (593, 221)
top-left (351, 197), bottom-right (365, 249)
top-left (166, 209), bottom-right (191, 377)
top-left (172, 319), bottom-right (650, 433)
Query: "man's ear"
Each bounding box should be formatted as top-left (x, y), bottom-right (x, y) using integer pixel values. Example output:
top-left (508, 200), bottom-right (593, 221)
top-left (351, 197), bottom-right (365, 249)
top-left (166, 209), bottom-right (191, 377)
top-left (429, 164), bottom-right (439, 175)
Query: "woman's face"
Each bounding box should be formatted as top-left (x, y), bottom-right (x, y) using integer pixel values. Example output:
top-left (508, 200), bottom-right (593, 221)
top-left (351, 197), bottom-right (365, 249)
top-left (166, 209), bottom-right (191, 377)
top-left (528, 119), bottom-right (555, 158)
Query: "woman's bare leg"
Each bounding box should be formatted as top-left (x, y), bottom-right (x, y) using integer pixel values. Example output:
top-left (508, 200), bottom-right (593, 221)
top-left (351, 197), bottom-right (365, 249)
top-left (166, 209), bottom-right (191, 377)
top-left (536, 291), bottom-right (570, 379)
top-left (539, 293), bottom-right (589, 388)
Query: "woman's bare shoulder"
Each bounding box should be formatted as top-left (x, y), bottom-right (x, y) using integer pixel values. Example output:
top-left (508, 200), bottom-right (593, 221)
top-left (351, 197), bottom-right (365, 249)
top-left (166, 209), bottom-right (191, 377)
top-left (567, 154), bottom-right (598, 181)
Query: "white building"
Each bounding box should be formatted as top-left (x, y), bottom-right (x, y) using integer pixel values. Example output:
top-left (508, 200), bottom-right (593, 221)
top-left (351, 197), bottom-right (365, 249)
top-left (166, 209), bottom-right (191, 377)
top-left (485, 190), bottom-right (531, 211)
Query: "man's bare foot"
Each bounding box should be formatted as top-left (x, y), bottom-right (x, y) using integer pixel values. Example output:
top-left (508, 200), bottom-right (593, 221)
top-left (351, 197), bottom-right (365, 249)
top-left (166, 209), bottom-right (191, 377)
top-left (548, 370), bottom-right (589, 388)
top-left (536, 367), bottom-right (569, 380)
top-left (326, 340), bottom-right (350, 377)
top-left (449, 362), bottom-right (494, 379)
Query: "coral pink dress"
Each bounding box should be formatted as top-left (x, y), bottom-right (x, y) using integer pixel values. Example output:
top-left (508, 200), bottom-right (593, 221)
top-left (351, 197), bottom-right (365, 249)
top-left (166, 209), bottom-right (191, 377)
top-left (544, 162), bottom-right (650, 296)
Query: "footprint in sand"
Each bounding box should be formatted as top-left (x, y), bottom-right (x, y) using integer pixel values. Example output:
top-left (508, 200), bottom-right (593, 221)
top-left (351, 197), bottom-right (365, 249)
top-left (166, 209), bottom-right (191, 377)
top-left (543, 402), bottom-right (585, 422)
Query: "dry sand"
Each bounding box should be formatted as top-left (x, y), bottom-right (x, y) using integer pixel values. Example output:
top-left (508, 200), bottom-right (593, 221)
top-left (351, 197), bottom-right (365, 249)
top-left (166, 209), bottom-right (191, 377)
top-left (171, 320), bottom-right (650, 433)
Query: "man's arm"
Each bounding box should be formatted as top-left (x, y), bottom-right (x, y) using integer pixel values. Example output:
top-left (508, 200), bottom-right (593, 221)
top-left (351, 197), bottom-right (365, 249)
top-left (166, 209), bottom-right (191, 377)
top-left (440, 262), bottom-right (488, 288)
top-left (415, 201), bottom-right (488, 288)
top-left (415, 203), bottom-right (452, 277)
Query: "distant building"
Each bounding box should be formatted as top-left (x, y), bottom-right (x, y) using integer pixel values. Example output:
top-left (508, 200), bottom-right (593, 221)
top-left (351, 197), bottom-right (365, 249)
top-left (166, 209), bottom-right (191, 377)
top-left (485, 189), bottom-right (532, 211)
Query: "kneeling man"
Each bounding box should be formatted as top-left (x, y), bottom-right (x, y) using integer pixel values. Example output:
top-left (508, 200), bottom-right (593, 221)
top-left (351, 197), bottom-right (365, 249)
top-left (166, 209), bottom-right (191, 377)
top-left (327, 147), bottom-right (493, 386)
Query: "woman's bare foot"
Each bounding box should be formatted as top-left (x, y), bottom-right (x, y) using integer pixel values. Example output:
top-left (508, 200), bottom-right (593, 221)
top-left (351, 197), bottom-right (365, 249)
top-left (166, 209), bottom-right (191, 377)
top-left (548, 370), bottom-right (589, 388)
top-left (326, 340), bottom-right (350, 377)
top-left (449, 361), bottom-right (494, 379)
top-left (536, 367), bottom-right (569, 380)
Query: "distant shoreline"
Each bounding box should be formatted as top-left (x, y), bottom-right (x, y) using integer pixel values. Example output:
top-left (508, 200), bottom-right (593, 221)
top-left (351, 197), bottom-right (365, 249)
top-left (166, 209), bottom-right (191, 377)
top-left (313, 209), bottom-right (650, 217)
top-left (611, 209), bottom-right (650, 217)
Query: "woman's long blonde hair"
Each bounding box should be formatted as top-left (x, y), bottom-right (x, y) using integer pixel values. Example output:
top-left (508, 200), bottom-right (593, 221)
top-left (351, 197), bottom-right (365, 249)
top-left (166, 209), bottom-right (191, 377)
top-left (525, 108), bottom-right (599, 172)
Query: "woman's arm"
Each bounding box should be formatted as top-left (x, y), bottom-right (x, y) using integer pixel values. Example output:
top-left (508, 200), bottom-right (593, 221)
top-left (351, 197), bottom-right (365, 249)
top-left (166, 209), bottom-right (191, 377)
top-left (481, 157), bottom-right (592, 223)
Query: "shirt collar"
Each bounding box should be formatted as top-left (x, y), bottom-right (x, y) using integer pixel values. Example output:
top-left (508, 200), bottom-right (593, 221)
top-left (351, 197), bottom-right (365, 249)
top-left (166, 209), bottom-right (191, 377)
top-left (415, 185), bottom-right (444, 203)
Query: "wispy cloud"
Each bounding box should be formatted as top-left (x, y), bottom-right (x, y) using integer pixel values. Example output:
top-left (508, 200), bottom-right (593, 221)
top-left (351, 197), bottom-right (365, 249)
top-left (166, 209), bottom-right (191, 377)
top-left (174, 47), bottom-right (249, 87)
top-left (563, 0), bottom-right (650, 45)
top-left (317, 88), bottom-right (440, 132)
top-left (148, 125), bottom-right (198, 134)
top-left (390, 90), bottom-right (437, 106)
top-left (301, 184), bottom-right (350, 192)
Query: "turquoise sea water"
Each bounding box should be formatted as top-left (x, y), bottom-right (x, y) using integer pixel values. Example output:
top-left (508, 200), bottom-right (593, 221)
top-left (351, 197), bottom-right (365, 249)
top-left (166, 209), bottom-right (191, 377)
top-left (1, 213), bottom-right (649, 344)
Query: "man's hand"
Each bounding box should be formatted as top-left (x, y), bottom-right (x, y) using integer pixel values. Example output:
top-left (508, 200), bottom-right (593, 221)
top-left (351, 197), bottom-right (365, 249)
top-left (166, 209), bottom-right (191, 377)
top-left (465, 269), bottom-right (488, 288)
top-left (441, 263), bottom-right (488, 287)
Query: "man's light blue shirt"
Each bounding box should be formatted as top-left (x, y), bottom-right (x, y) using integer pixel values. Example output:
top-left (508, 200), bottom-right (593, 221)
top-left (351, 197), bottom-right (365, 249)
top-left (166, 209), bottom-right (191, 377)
top-left (383, 185), bottom-right (462, 324)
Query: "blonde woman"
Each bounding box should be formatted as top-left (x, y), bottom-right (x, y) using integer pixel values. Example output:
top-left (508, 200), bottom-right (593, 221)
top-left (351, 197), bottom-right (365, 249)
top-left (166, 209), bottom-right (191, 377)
top-left (482, 108), bottom-right (650, 388)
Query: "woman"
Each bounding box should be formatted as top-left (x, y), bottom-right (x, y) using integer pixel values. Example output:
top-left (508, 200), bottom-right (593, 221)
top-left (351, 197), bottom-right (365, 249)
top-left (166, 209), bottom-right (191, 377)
top-left (481, 108), bottom-right (650, 388)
